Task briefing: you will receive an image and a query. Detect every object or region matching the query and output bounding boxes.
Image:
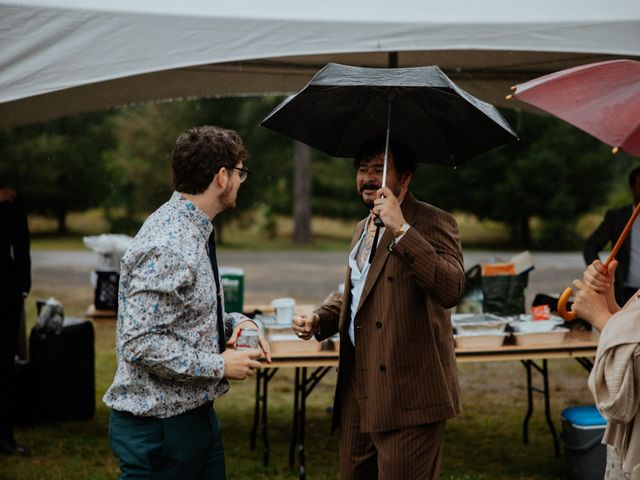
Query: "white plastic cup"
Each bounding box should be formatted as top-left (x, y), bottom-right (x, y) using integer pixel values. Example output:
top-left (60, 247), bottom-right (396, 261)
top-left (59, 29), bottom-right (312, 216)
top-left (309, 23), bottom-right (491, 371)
top-left (271, 297), bottom-right (295, 325)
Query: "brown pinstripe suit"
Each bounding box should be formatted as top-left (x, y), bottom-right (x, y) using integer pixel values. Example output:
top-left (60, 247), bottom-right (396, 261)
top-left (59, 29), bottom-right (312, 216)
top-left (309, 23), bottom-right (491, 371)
top-left (314, 192), bottom-right (465, 478)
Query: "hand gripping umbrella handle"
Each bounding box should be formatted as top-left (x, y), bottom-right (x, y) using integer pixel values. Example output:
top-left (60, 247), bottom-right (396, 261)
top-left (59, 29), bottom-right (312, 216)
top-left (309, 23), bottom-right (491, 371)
top-left (557, 201), bottom-right (640, 320)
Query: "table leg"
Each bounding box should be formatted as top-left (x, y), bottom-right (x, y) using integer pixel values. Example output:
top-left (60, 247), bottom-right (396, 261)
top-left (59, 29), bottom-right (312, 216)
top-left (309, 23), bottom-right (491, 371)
top-left (520, 359), bottom-right (559, 457)
top-left (299, 367), bottom-right (308, 480)
top-left (522, 360), bottom-right (533, 445)
top-left (540, 360), bottom-right (559, 457)
top-left (249, 367), bottom-right (279, 466)
top-left (289, 366), bottom-right (334, 480)
top-left (290, 367), bottom-right (301, 470)
top-left (575, 357), bottom-right (593, 372)
top-left (250, 369), bottom-right (263, 451)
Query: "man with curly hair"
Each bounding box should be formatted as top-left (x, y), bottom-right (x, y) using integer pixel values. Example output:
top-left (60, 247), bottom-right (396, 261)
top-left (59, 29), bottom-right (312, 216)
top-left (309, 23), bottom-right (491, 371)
top-left (104, 125), bottom-right (271, 480)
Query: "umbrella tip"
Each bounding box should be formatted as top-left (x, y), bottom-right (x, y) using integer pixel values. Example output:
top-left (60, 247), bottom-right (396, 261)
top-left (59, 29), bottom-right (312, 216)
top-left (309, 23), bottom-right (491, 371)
top-left (612, 146), bottom-right (619, 155)
top-left (505, 94), bottom-right (513, 100)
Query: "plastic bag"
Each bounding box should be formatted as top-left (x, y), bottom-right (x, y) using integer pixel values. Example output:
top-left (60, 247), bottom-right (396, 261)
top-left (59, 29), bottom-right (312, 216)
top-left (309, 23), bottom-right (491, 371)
top-left (35, 297), bottom-right (64, 334)
top-left (83, 234), bottom-right (133, 271)
top-left (458, 265), bottom-right (528, 316)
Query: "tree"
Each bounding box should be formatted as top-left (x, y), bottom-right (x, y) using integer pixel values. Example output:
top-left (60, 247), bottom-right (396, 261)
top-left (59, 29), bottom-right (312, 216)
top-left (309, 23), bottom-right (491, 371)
top-left (0, 112), bottom-right (115, 233)
top-left (105, 96), bottom-right (294, 241)
top-left (293, 141), bottom-right (312, 244)
top-left (412, 110), bottom-right (614, 249)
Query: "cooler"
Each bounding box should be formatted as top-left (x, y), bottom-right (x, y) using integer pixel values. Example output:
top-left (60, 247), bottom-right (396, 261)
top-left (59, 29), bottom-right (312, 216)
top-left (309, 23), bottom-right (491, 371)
top-left (219, 267), bottom-right (244, 313)
top-left (560, 405), bottom-right (607, 480)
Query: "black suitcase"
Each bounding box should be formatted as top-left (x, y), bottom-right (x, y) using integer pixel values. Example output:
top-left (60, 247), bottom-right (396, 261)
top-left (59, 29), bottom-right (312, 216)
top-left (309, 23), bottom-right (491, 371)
top-left (28, 321), bottom-right (95, 420)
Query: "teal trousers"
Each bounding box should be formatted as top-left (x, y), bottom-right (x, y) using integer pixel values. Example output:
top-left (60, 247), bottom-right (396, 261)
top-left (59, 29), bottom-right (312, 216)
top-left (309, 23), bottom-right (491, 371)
top-left (109, 403), bottom-right (225, 480)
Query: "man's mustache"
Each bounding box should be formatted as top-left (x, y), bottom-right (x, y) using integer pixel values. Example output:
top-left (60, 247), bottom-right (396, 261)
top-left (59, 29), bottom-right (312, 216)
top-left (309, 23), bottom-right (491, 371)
top-left (360, 183), bottom-right (381, 193)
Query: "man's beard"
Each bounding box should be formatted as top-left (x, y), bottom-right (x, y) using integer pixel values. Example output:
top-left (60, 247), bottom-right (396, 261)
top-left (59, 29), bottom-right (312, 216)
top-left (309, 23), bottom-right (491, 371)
top-left (219, 182), bottom-right (237, 211)
top-left (359, 182), bottom-right (381, 209)
top-left (359, 182), bottom-right (401, 209)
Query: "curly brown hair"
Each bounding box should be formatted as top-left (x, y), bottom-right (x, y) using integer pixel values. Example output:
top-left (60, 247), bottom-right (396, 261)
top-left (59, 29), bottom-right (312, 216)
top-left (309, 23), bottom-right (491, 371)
top-left (172, 125), bottom-right (247, 194)
top-left (354, 137), bottom-right (417, 177)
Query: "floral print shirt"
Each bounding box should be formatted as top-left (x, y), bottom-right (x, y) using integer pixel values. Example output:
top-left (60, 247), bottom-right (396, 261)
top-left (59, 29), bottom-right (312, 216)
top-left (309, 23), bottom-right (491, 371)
top-left (103, 192), bottom-right (247, 418)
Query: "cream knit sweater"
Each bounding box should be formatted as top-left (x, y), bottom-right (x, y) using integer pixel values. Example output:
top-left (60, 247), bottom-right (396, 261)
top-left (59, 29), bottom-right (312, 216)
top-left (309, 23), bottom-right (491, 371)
top-left (588, 293), bottom-right (640, 478)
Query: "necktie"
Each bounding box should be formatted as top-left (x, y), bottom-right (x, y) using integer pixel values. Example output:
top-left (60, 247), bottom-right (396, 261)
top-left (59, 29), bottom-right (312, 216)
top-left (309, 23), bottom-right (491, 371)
top-left (208, 226), bottom-right (226, 353)
top-left (356, 223), bottom-right (381, 271)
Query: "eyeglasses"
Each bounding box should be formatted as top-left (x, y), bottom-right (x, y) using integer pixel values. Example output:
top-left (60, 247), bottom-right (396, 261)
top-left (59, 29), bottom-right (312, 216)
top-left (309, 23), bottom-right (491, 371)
top-left (231, 166), bottom-right (250, 183)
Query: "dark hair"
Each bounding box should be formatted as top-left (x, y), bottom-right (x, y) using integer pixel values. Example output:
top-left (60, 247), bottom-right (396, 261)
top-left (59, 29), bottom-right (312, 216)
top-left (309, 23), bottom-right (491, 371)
top-left (172, 125), bottom-right (247, 194)
top-left (354, 138), bottom-right (417, 177)
top-left (629, 166), bottom-right (640, 186)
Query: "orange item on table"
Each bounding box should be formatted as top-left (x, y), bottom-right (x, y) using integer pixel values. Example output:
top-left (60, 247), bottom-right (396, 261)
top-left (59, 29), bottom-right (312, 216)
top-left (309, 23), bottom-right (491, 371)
top-left (531, 304), bottom-right (551, 320)
top-left (481, 263), bottom-right (516, 276)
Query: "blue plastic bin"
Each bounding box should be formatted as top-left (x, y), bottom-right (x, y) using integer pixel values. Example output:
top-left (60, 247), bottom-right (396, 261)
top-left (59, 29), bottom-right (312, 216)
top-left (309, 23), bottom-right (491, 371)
top-left (561, 405), bottom-right (607, 480)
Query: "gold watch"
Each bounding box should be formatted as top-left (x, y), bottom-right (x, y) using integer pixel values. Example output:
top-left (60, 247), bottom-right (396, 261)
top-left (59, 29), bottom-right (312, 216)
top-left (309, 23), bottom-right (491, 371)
top-left (394, 223), bottom-right (410, 238)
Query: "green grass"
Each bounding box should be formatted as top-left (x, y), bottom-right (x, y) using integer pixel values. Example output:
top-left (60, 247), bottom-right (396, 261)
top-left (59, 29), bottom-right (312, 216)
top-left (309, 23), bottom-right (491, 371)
top-left (26, 210), bottom-right (513, 252)
top-left (3, 293), bottom-right (591, 479)
top-left (4, 211), bottom-right (595, 478)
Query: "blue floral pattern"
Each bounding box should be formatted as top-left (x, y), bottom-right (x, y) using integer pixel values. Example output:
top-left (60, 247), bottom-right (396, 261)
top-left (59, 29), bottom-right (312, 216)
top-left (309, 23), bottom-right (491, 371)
top-left (103, 192), bottom-right (247, 418)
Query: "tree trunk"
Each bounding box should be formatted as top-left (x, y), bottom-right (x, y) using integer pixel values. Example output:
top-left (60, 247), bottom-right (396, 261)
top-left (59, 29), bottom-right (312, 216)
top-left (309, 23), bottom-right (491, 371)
top-left (509, 215), bottom-right (531, 249)
top-left (293, 141), bottom-right (313, 245)
top-left (56, 208), bottom-right (68, 234)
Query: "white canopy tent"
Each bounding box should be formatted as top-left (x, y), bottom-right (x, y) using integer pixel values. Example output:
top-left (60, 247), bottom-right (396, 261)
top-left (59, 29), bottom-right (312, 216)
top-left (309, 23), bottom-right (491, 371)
top-left (1, 0), bottom-right (639, 127)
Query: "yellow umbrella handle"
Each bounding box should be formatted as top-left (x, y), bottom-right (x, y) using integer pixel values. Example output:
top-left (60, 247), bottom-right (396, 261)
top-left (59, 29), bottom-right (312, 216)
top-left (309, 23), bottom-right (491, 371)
top-left (557, 202), bottom-right (640, 321)
top-left (557, 287), bottom-right (577, 320)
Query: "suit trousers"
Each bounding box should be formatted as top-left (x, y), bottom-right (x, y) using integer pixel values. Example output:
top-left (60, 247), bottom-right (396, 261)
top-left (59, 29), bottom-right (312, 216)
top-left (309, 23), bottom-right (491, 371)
top-left (109, 402), bottom-right (224, 480)
top-left (339, 373), bottom-right (446, 480)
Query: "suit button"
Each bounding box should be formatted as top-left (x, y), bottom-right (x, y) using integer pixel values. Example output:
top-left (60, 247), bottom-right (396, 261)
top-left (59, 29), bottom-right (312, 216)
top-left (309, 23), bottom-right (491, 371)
top-left (376, 321), bottom-right (382, 329)
top-left (379, 365), bottom-right (386, 372)
top-left (387, 275), bottom-right (394, 282)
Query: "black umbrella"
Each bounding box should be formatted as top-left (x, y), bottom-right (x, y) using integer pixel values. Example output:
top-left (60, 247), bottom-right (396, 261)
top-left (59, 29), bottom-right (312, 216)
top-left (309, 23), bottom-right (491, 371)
top-left (260, 63), bottom-right (518, 171)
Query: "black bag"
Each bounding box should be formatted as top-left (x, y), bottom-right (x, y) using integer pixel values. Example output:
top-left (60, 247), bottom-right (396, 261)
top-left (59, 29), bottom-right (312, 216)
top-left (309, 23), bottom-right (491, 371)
top-left (459, 265), bottom-right (528, 316)
top-left (29, 321), bottom-right (96, 420)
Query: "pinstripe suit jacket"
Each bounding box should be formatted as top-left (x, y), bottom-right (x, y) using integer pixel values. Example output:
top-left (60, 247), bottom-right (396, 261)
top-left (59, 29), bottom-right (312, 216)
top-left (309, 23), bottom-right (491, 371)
top-left (315, 193), bottom-right (465, 433)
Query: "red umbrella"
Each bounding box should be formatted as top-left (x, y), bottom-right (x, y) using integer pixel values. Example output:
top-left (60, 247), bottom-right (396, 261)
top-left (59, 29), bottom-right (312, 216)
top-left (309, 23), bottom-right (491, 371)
top-left (510, 59), bottom-right (640, 319)
top-left (511, 59), bottom-right (640, 156)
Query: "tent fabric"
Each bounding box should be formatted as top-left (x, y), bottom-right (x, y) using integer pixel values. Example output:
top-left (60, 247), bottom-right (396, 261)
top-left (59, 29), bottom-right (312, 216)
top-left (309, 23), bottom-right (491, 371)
top-left (1, 0), bottom-right (639, 127)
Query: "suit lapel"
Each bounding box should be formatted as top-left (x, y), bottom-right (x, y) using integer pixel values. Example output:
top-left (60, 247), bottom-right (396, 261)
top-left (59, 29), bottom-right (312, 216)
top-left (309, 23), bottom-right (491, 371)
top-left (355, 193), bottom-right (419, 315)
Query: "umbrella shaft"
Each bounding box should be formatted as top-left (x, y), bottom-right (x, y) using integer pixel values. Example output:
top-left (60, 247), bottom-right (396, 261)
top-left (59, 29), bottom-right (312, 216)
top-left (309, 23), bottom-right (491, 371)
top-left (605, 201), bottom-right (640, 268)
top-left (382, 97), bottom-right (392, 187)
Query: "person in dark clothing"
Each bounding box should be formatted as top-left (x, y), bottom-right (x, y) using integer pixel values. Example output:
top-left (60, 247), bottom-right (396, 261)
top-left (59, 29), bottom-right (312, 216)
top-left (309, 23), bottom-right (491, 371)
top-left (583, 166), bottom-right (640, 306)
top-left (0, 188), bottom-right (31, 455)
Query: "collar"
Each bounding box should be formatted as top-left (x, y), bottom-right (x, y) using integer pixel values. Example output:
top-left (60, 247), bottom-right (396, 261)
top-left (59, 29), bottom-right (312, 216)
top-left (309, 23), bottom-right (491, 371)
top-left (170, 191), bottom-right (213, 239)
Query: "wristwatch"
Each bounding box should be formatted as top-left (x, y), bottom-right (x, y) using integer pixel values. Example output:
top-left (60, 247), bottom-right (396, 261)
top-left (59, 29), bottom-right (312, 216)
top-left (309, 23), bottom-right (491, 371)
top-left (393, 223), bottom-right (410, 238)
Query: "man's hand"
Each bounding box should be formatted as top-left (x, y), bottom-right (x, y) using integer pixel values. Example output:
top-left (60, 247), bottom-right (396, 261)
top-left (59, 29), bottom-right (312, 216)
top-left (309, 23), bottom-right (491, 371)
top-left (292, 313), bottom-right (319, 340)
top-left (228, 320), bottom-right (271, 363)
top-left (221, 348), bottom-right (262, 380)
top-left (372, 186), bottom-right (405, 234)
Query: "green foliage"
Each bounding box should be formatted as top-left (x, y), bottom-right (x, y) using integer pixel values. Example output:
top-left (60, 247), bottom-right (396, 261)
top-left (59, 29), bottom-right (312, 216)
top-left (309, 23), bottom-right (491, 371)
top-left (2, 100), bottom-right (634, 249)
top-left (103, 96), bottom-right (294, 241)
top-left (413, 110), bottom-right (614, 249)
top-left (311, 155), bottom-right (367, 219)
top-left (105, 102), bottom-right (194, 215)
top-left (0, 112), bottom-right (116, 232)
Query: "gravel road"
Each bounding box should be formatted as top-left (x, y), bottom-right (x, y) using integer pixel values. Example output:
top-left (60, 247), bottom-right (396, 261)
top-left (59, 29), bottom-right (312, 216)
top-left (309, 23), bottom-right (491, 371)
top-left (32, 249), bottom-right (588, 306)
